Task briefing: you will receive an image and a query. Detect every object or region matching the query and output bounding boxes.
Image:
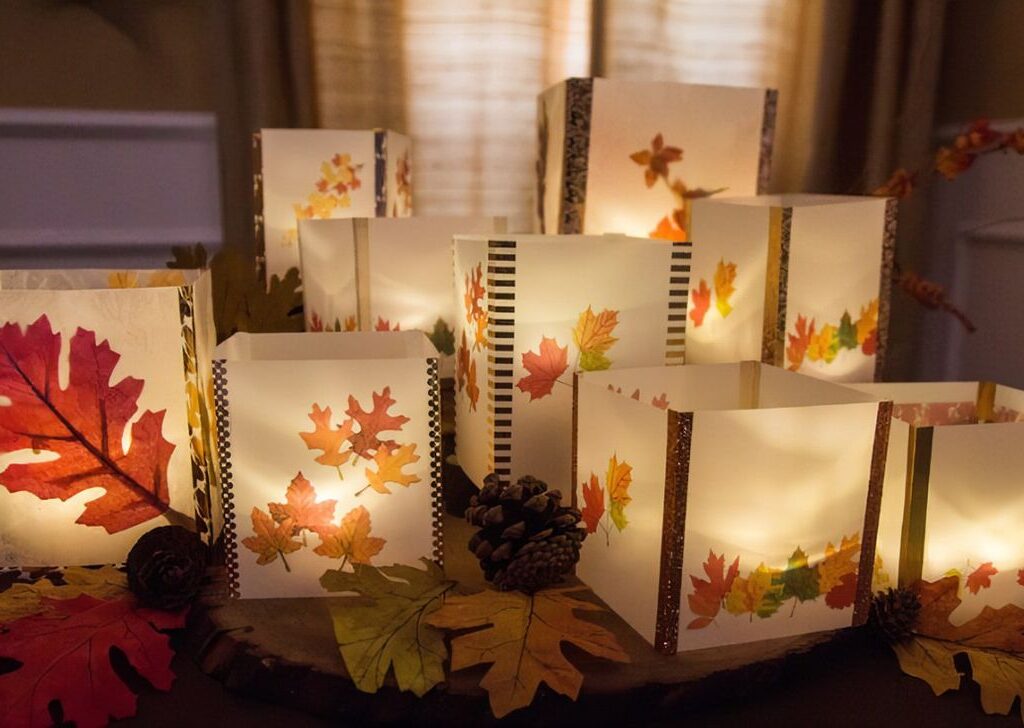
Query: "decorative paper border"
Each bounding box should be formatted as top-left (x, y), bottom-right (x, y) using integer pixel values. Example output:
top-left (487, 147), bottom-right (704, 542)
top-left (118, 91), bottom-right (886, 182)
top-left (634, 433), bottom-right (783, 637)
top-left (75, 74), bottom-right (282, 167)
top-left (487, 239), bottom-right (517, 483)
top-left (427, 357), bottom-right (445, 567)
top-left (178, 285), bottom-right (214, 545)
top-left (761, 206), bottom-right (792, 366)
top-left (558, 78), bottom-right (594, 234)
top-left (212, 359), bottom-right (240, 599)
top-left (374, 130), bottom-right (387, 217)
top-left (654, 410), bottom-right (694, 654)
top-left (252, 131), bottom-right (266, 282)
top-left (757, 89), bottom-right (779, 195)
top-left (874, 198), bottom-right (898, 381)
top-left (667, 242), bottom-right (692, 364)
top-left (853, 400), bottom-right (893, 624)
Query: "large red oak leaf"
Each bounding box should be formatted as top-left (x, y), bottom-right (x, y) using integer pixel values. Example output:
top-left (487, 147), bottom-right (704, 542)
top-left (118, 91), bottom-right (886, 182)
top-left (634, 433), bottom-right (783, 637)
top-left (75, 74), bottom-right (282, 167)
top-left (0, 594), bottom-right (186, 728)
top-left (0, 316), bottom-right (175, 533)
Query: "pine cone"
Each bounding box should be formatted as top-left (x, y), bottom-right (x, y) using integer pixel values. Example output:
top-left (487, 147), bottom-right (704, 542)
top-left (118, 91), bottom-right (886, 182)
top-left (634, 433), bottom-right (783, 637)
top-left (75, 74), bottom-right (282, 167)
top-left (466, 473), bottom-right (587, 593)
top-left (126, 526), bottom-right (207, 611)
top-left (868, 587), bottom-right (921, 643)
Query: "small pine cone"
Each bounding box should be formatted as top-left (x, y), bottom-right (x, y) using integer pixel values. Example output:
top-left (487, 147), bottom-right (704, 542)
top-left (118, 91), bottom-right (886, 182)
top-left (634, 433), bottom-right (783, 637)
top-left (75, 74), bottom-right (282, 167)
top-left (868, 587), bottom-right (921, 643)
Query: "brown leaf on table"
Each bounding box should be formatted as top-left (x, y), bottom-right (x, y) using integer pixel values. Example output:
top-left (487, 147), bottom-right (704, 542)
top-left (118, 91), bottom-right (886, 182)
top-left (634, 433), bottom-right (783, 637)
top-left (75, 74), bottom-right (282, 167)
top-left (912, 576), bottom-right (1024, 651)
top-left (425, 586), bottom-right (629, 718)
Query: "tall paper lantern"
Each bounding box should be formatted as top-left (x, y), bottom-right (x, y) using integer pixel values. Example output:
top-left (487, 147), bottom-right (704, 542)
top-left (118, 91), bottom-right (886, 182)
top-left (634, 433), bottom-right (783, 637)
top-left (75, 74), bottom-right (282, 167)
top-left (453, 233), bottom-right (691, 490)
top-left (213, 331), bottom-right (442, 599)
top-left (255, 128), bottom-right (413, 283)
top-left (537, 78), bottom-right (776, 237)
top-left (687, 194), bottom-right (897, 382)
top-left (849, 381), bottom-right (1024, 621)
top-left (574, 362), bottom-right (891, 653)
top-left (0, 269), bottom-right (218, 566)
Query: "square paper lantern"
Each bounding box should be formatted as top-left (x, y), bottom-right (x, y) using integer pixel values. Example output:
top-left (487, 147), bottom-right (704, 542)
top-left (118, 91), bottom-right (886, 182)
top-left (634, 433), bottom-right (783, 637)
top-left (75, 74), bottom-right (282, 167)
top-left (537, 78), bottom-right (776, 237)
top-left (687, 194), bottom-right (897, 382)
top-left (453, 233), bottom-right (691, 490)
top-left (849, 381), bottom-right (1024, 621)
top-left (0, 269), bottom-right (218, 567)
top-left (255, 128), bottom-right (413, 283)
top-left (298, 216), bottom-right (506, 356)
top-left (213, 331), bottom-right (442, 599)
top-left (574, 362), bottom-right (891, 654)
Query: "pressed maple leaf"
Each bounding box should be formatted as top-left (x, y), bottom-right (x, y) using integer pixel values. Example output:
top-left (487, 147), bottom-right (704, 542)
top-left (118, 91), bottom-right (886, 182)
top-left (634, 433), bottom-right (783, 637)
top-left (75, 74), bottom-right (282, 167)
top-left (516, 336), bottom-right (568, 401)
top-left (364, 444), bottom-right (421, 495)
top-left (0, 316), bottom-right (178, 533)
top-left (780, 547), bottom-right (820, 612)
top-left (242, 507), bottom-right (302, 571)
top-left (606, 455), bottom-right (633, 532)
top-left (690, 279), bottom-right (711, 327)
top-left (472, 310), bottom-right (489, 352)
top-left (343, 315), bottom-right (358, 332)
top-left (873, 168), bottom-right (916, 198)
top-left (345, 387), bottom-right (410, 459)
top-left (299, 404), bottom-right (355, 468)
top-left (466, 358), bottom-right (480, 412)
top-left (817, 533), bottom-right (860, 595)
top-left (580, 473), bottom-right (605, 534)
top-left (320, 559), bottom-right (454, 697)
top-left (786, 314), bottom-right (815, 371)
top-left (629, 132), bottom-right (683, 187)
top-left (651, 392), bottom-right (670, 409)
top-left (806, 323), bottom-right (839, 363)
top-left (687, 550), bottom-right (740, 629)
top-left (724, 563), bottom-right (783, 620)
top-left (268, 472), bottom-right (337, 532)
top-left (426, 317), bottom-right (455, 356)
top-left (314, 505), bottom-right (386, 565)
top-left (464, 264), bottom-right (485, 325)
top-left (825, 572), bottom-right (858, 610)
top-left (309, 311), bottom-right (325, 332)
top-left (966, 562), bottom-right (998, 595)
top-left (375, 316), bottom-right (400, 332)
top-left (713, 259), bottom-right (737, 318)
top-left (855, 299), bottom-right (879, 344)
top-left (0, 593), bottom-right (184, 728)
top-left (573, 306), bottom-right (619, 372)
top-left (650, 214), bottom-right (686, 241)
top-left (426, 586), bottom-right (629, 718)
top-left (837, 311), bottom-right (858, 350)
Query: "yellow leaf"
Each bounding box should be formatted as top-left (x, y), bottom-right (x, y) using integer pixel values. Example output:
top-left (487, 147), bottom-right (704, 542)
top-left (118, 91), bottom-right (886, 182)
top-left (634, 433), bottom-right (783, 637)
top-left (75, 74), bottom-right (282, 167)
top-left (855, 299), bottom-right (879, 345)
top-left (364, 443), bottom-right (421, 495)
top-left (967, 649), bottom-right (1024, 717)
top-left (299, 404), bottom-right (355, 468)
top-left (0, 565), bottom-right (128, 624)
top-left (242, 507), bottom-right (302, 568)
top-left (425, 586), bottom-right (629, 718)
top-left (725, 562), bottom-right (781, 618)
top-left (606, 454), bottom-right (632, 509)
top-left (572, 306), bottom-right (619, 357)
top-left (892, 637), bottom-right (962, 696)
top-left (872, 553), bottom-right (892, 592)
top-left (817, 533), bottom-right (860, 594)
top-left (314, 505), bottom-right (386, 564)
top-left (713, 259), bottom-right (737, 318)
top-left (806, 323), bottom-right (838, 363)
top-left (107, 271), bottom-right (139, 289)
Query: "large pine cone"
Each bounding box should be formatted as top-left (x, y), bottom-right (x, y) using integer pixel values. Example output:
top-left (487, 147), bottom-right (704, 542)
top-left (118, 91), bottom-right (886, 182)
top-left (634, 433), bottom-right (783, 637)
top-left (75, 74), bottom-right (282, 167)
top-left (126, 525), bottom-right (207, 610)
top-left (466, 474), bottom-right (587, 593)
top-left (868, 587), bottom-right (921, 643)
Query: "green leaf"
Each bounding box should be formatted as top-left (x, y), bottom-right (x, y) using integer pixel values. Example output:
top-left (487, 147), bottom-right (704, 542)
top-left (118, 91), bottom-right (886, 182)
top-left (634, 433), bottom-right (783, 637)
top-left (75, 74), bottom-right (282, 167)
top-left (427, 317), bottom-right (456, 356)
top-left (837, 311), bottom-right (858, 350)
top-left (777, 547), bottom-right (819, 605)
top-left (319, 558), bottom-right (454, 697)
top-left (609, 501), bottom-right (628, 531)
top-left (755, 588), bottom-right (784, 619)
top-left (579, 350), bottom-right (612, 372)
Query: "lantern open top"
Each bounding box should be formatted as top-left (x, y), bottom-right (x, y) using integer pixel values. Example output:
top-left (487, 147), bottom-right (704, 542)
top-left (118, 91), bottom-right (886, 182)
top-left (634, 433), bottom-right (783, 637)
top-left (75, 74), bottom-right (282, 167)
top-left (214, 330), bottom-right (437, 362)
top-left (577, 361), bottom-right (881, 415)
top-left (697, 193), bottom-right (886, 209)
top-left (0, 268), bottom-right (204, 290)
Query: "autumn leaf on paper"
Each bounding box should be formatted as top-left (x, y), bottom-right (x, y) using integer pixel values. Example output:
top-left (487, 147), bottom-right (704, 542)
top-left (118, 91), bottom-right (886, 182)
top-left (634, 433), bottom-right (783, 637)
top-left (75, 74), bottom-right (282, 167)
top-left (0, 565), bottom-right (128, 625)
top-left (806, 323), bottom-right (839, 363)
top-left (779, 547), bottom-right (820, 613)
top-left (606, 455), bottom-right (633, 532)
top-left (837, 311), bottom-right (859, 350)
top-left (966, 562), bottom-right (998, 595)
top-left (343, 315), bottom-right (358, 332)
top-left (319, 559), bottom-right (454, 697)
top-left (0, 593), bottom-right (185, 728)
top-left (516, 336), bottom-right (568, 401)
top-left (687, 550), bottom-right (740, 629)
top-left (650, 215), bottom-right (686, 241)
top-left (313, 505), bottom-right (385, 565)
top-left (690, 279), bottom-right (711, 327)
top-left (724, 563), bottom-right (783, 620)
top-left (425, 586), bottom-right (629, 718)
top-left (817, 534), bottom-right (860, 593)
top-left (299, 404), bottom-right (355, 468)
top-left (630, 132), bottom-right (683, 187)
top-left (346, 387), bottom-right (410, 458)
top-left (268, 472), bottom-right (337, 532)
top-left (427, 317), bottom-right (455, 356)
top-left (855, 299), bottom-right (879, 345)
top-left (466, 358), bottom-right (480, 412)
top-left (713, 259), bottom-right (737, 318)
top-left (573, 306), bottom-right (619, 372)
top-left (364, 444), bottom-right (421, 495)
top-left (786, 314), bottom-right (815, 371)
top-left (651, 392), bottom-right (670, 409)
top-left (242, 507), bottom-right (302, 571)
top-left (455, 330), bottom-right (469, 392)
top-left (0, 316), bottom-right (177, 533)
top-left (913, 572), bottom-right (1024, 651)
top-left (464, 264), bottom-right (485, 324)
top-left (375, 316), bottom-right (400, 332)
top-left (580, 473), bottom-right (605, 534)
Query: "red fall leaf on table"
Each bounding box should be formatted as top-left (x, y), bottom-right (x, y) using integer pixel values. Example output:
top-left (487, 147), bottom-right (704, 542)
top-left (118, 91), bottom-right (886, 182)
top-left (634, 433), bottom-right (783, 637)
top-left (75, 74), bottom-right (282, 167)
top-left (966, 562), bottom-right (998, 594)
top-left (516, 336), bottom-right (568, 401)
top-left (687, 550), bottom-right (740, 629)
top-left (0, 593), bottom-right (185, 728)
top-left (580, 473), bottom-right (605, 534)
top-left (345, 387), bottom-right (410, 458)
top-left (689, 279), bottom-right (711, 328)
top-left (0, 316), bottom-right (175, 533)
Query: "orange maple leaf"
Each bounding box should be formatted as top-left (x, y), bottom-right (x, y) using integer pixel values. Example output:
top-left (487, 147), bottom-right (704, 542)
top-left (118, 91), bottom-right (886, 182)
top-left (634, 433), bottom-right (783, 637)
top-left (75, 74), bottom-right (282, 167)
top-left (580, 473), bottom-right (605, 534)
top-left (375, 316), bottom-right (400, 332)
top-left (966, 562), bottom-right (998, 594)
top-left (573, 306), bottom-right (619, 356)
top-left (651, 392), bottom-right (670, 409)
top-left (690, 279), bottom-right (711, 327)
top-left (343, 315), bottom-right (358, 332)
top-left (345, 387), bottom-right (410, 458)
top-left (786, 314), bottom-right (815, 371)
top-left (713, 259), bottom-right (737, 318)
top-left (242, 507), bottom-right (302, 570)
top-left (464, 264), bottom-right (485, 324)
top-left (466, 358), bottom-right (480, 411)
top-left (299, 404), bottom-right (355, 467)
top-left (687, 550), bottom-right (740, 629)
top-left (629, 132), bottom-right (683, 187)
top-left (516, 336), bottom-right (568, 401)
top-left (364, 443), bottom-right (421, 495)
top-left (472, 310), bottom-right (489, 352)
top-left (873, 168), bottom-right (915, 198)
top-left (313, 505), bottom-right (386, 564)
top-left (268, 472), bottom-right (337, 531)
top-left (650, 215), bottom-right (686, 241)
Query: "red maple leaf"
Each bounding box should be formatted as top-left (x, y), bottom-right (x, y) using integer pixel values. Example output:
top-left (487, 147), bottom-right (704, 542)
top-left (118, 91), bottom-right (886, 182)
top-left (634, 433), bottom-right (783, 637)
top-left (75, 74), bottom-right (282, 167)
top-left (651, 393), bottom-right (670, 410)
top-left (825, 572), bottom-right (858, 610)
top-left (690, 279), bottom-right (711, 327)
top-left (580, 473), bottom-right (605, 533)
top-left (861, 328), bottom-right (878, 356)
top-left (686, 550), bottom-right (740, 629)
top-left (786, 314), bottom-right (815, 371)
top-left (0, 316), bottom-right (175, 533)
top-left (375, 317), bottom-right (400, 332)
top-left (268, 472), bottom-right (337, 531)
top-left (0, 594), bottom-right (185, 727)
top-left (345, 386), bottom-right (410, 458)
top-left (966, 562), bottom-right (998, 594)
top-left (516, 336), bottom-right (568, 401)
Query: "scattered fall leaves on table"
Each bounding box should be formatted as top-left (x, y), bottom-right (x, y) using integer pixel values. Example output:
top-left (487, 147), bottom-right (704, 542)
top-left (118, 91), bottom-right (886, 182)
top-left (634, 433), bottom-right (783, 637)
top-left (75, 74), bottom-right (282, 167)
top-left (0, 316), bottom-right (180, 533)
top-left (580, 455), bottom-right (634, 544)
top-left (689, 260), bottom-right (737, 328)
top-left (785, 298), bottom-right (879, 371)
top-left (0, 565), bottom-right (127, 625)
top-left (426, 585), bottom-right (630, 718)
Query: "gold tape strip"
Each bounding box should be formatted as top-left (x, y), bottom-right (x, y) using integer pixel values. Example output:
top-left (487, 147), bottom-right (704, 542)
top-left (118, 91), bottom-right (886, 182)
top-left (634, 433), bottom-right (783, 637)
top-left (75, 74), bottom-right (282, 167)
top-left (571, 372), bottom-right (580, 510)
top-left (654, 410), bottom-right (693, 655)
top-left (874, 198), bottom-right (898, 380)
top-left (761, 207), bottom-right (789, 366)
top-left (853, 401), bottom-right (892, 624)
top-left (898, 426), bottom-right (933, 587)
top-left (977, 381), bottom-right (996, 423)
